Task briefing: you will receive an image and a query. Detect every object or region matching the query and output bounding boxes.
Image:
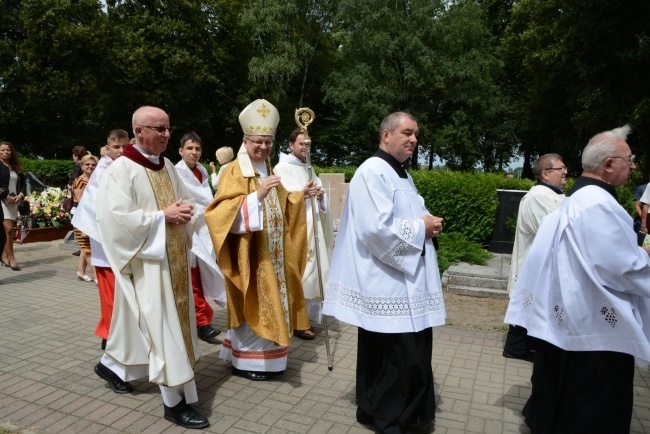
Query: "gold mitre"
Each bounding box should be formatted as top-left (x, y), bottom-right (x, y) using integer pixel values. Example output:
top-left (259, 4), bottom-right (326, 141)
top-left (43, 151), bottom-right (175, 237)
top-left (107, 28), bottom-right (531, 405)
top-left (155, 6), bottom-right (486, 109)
top-left (238, 99), bottom-right (279, 136)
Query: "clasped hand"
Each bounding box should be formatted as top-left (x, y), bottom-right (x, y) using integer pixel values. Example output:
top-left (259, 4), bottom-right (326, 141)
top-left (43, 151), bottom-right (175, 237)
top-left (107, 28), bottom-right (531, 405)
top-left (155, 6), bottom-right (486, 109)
top-left (302, 180), bottom-right (321, 200)
top-left (164, 199), bottom-right (193, 225)
top-left (423, 214), bottom-right (444, 239)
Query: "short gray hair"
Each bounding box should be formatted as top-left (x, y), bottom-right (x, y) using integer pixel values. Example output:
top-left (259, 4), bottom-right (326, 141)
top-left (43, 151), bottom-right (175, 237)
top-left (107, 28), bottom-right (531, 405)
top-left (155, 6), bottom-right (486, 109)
top-left (532, 153), bottom-right (562, 180)
top-left (379, 112), bottom-right (416, 143)
top-left (581, 125), bottom-right (632, 170)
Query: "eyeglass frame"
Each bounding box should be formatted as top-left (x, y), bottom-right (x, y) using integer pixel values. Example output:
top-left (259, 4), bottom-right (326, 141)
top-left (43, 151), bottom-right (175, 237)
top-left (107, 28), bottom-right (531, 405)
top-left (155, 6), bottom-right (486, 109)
top-left (244, 137), bottom-right (274, 147)
top-left (610, 154), bottom-right (636, 165)
top-left (543, 166), bottom-right (568, 172)
top-left (140, 125), bottom-right (173, 135)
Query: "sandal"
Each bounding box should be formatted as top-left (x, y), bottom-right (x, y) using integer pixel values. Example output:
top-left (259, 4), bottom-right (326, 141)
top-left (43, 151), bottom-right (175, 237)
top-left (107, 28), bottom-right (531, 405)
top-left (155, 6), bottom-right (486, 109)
top-left (293, 328), bottom-right (315, 340)
top-left (77, 272), bottom-right (94, 282)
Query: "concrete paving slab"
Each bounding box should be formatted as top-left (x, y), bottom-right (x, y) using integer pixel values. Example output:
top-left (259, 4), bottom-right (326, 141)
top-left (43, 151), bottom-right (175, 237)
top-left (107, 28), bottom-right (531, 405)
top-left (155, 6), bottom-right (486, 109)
top-left (0, 241), bottom-right (649, 433)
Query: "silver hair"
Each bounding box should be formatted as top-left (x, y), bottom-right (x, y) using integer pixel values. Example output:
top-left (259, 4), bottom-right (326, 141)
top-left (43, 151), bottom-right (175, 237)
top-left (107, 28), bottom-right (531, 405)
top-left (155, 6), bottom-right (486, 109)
top-left (581, 124), bottom-right (632, 170)
top-left (379, 112), bottom-right (416, 143)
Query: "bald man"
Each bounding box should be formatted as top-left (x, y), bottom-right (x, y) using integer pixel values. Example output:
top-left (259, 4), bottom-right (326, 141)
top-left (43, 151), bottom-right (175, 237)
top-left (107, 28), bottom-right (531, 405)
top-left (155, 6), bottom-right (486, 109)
top-left (95, 106), bottom-right (209, 429)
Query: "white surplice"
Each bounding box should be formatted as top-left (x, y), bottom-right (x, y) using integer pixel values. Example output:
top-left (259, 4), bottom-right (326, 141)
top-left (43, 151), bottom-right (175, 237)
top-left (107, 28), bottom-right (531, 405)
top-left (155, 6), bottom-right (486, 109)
top-left (504, 183), bottom-right (650, 366)
top-left (71, 155), bottom-right (113, 266)
top-left (274, 153), bottom-right (333, 323)
top-left (210, 163), bottom-right (229, 190)
top-left (507, 184), bottom-right (565, 295)
top-left (175, 160), bottom-right (227, 306)
top-left (322, 157), bottom-right (446, 333)
top-left (97, 154), bottom-right (200, 389)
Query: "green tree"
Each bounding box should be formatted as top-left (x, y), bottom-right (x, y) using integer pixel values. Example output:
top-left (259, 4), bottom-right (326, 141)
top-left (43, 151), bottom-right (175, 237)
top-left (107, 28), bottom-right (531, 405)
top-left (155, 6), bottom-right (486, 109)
top-left (322, 0), bottom-right (515, 170)
top-left (431, 0), bottom-right (515, 171)
top-left (0, 0), bottom-right (108, 157)
top-left (239, 0), bottom-right (338, 164)
top-left (322, 0), bottom-right (445, 165)
top-left (503, 0), bottom-right (650, 179)
top-left (103, 0), bottom-right (249, 159)
top-left (0, 0), bottom-right (25, 143)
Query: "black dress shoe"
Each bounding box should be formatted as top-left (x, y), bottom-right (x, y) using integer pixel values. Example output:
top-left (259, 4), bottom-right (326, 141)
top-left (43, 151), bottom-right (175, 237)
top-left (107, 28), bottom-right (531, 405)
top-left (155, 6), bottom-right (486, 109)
top-left (94, 362), bottom-right (134, 394)
top-left (502, 349), bottom-right (535, 363)
top-left (232, 367), bottom-right (268, 381)
top-left (197, 325), bottom-right (221, 342)
top-left (164, 398), bottom-right (210, 429)
top-left (72, 250), bottom-right (81, 256)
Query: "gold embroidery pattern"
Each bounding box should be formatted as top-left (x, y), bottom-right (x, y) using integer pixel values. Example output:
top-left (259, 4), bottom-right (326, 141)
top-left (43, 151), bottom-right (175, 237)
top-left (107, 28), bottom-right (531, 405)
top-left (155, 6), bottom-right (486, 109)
top-left (264, 185), bottom-right (290, 336)
top-left (145, 168), bottom-right (195, 368)
top-left (245, 125), bottom-right (276, 135)
top-left (257, 103), bottom-right (271, 118)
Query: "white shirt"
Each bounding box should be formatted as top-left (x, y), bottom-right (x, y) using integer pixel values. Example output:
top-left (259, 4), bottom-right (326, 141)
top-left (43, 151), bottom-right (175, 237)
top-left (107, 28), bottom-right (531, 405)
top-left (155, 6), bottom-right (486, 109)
top-left (640, 183), bottom-right (650, 205)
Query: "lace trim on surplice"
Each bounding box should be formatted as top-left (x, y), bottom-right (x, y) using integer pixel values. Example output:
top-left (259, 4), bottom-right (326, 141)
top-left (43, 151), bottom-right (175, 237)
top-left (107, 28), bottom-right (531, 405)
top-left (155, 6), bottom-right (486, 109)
top-left (379, 219), bottom-right (417, 270)
top-left (328, 281), bottom-right (444, 318)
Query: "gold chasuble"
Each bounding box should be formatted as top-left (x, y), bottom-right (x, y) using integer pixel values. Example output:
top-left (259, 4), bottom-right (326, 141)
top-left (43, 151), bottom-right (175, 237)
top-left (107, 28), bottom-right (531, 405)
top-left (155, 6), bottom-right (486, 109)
top-left (145, 168), bottom-right (195, 367)
top-left (204, 159), bottom-right (309, 347)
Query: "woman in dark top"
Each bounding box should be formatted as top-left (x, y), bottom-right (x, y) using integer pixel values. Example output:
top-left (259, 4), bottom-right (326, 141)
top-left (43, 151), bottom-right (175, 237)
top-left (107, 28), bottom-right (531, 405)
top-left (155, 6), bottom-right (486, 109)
top-left (0, 141), bottom-right (26, 270)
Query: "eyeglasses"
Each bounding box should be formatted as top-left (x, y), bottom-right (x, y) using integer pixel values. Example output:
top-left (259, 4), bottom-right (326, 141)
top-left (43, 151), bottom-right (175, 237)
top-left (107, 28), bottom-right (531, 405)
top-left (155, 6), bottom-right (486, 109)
top-left (245, 137), bottom-right (274, 147)
top-left (544, 166), bottom-right (567, 172)
top-left (140, 125), bottom-right (173, 135)
top-left (611, 154), bottom-right (636, 165)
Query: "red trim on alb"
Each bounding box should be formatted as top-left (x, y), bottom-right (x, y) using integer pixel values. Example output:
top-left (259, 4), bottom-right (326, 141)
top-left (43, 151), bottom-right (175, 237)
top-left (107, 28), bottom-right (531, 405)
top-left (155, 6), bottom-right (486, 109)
top-left (223, 339), bottom-right (288, 360)
top-left (243, 199), bottom-right (251, 233)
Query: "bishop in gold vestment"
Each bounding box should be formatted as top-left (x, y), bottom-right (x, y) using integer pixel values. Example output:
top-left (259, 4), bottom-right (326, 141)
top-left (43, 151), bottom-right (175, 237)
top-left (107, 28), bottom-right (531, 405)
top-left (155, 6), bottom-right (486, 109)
top-left (205, 99), bottom-right (312, 380)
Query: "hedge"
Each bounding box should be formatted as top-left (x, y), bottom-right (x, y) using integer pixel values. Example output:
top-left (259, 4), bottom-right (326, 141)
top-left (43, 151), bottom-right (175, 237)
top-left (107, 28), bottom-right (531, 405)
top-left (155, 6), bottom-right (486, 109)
top-left (23, 159), bottom-right (638, 245)
top-left (23, 159), bottom-right (75, 188)
top-left (318, 166), bottom-right (638, 245)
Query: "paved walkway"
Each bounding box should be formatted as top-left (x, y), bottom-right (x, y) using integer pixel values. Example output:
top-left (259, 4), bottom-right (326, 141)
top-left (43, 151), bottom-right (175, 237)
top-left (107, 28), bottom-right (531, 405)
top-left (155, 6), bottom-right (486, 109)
top-left (1, 240), bottom-right (649, 433)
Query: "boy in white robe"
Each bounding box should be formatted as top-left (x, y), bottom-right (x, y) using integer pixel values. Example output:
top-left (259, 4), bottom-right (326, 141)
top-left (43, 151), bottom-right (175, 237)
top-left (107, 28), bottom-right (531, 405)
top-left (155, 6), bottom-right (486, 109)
top-left (175, 132), bottom-right (226, 342)
top-left (72, 129), bottom-right (129, 352)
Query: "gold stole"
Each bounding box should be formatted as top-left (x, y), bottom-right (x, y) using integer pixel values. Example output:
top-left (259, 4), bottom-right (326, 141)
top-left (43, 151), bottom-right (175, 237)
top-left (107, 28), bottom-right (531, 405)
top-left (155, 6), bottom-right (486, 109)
top-left (145, 167), bottom-right (195, 368)
top-left (263, 185), bottom-right (291, 337)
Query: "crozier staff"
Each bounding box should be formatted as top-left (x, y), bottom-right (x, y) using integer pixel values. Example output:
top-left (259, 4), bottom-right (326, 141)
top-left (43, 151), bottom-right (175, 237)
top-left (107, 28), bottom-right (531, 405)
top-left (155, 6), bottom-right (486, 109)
top-left (205, 98), bottom-right (316, 382)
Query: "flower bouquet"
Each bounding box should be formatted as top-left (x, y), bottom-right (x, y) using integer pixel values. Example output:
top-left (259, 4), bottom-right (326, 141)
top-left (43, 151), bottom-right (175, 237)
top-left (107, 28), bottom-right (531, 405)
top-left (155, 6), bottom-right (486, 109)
top-left (24, 187), bottom-right (72, 228)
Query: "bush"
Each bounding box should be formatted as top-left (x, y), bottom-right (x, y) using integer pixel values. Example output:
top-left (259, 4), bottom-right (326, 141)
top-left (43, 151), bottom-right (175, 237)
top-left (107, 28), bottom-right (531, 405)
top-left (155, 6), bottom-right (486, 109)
top-left (23, 159), bottom-right (74, 189)
top-left (315, 166), bottom-right (357, 182)
top-left (412, 171), bottom-right (534, 244)
top-left (436, 232), bottom-right (493, 274)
